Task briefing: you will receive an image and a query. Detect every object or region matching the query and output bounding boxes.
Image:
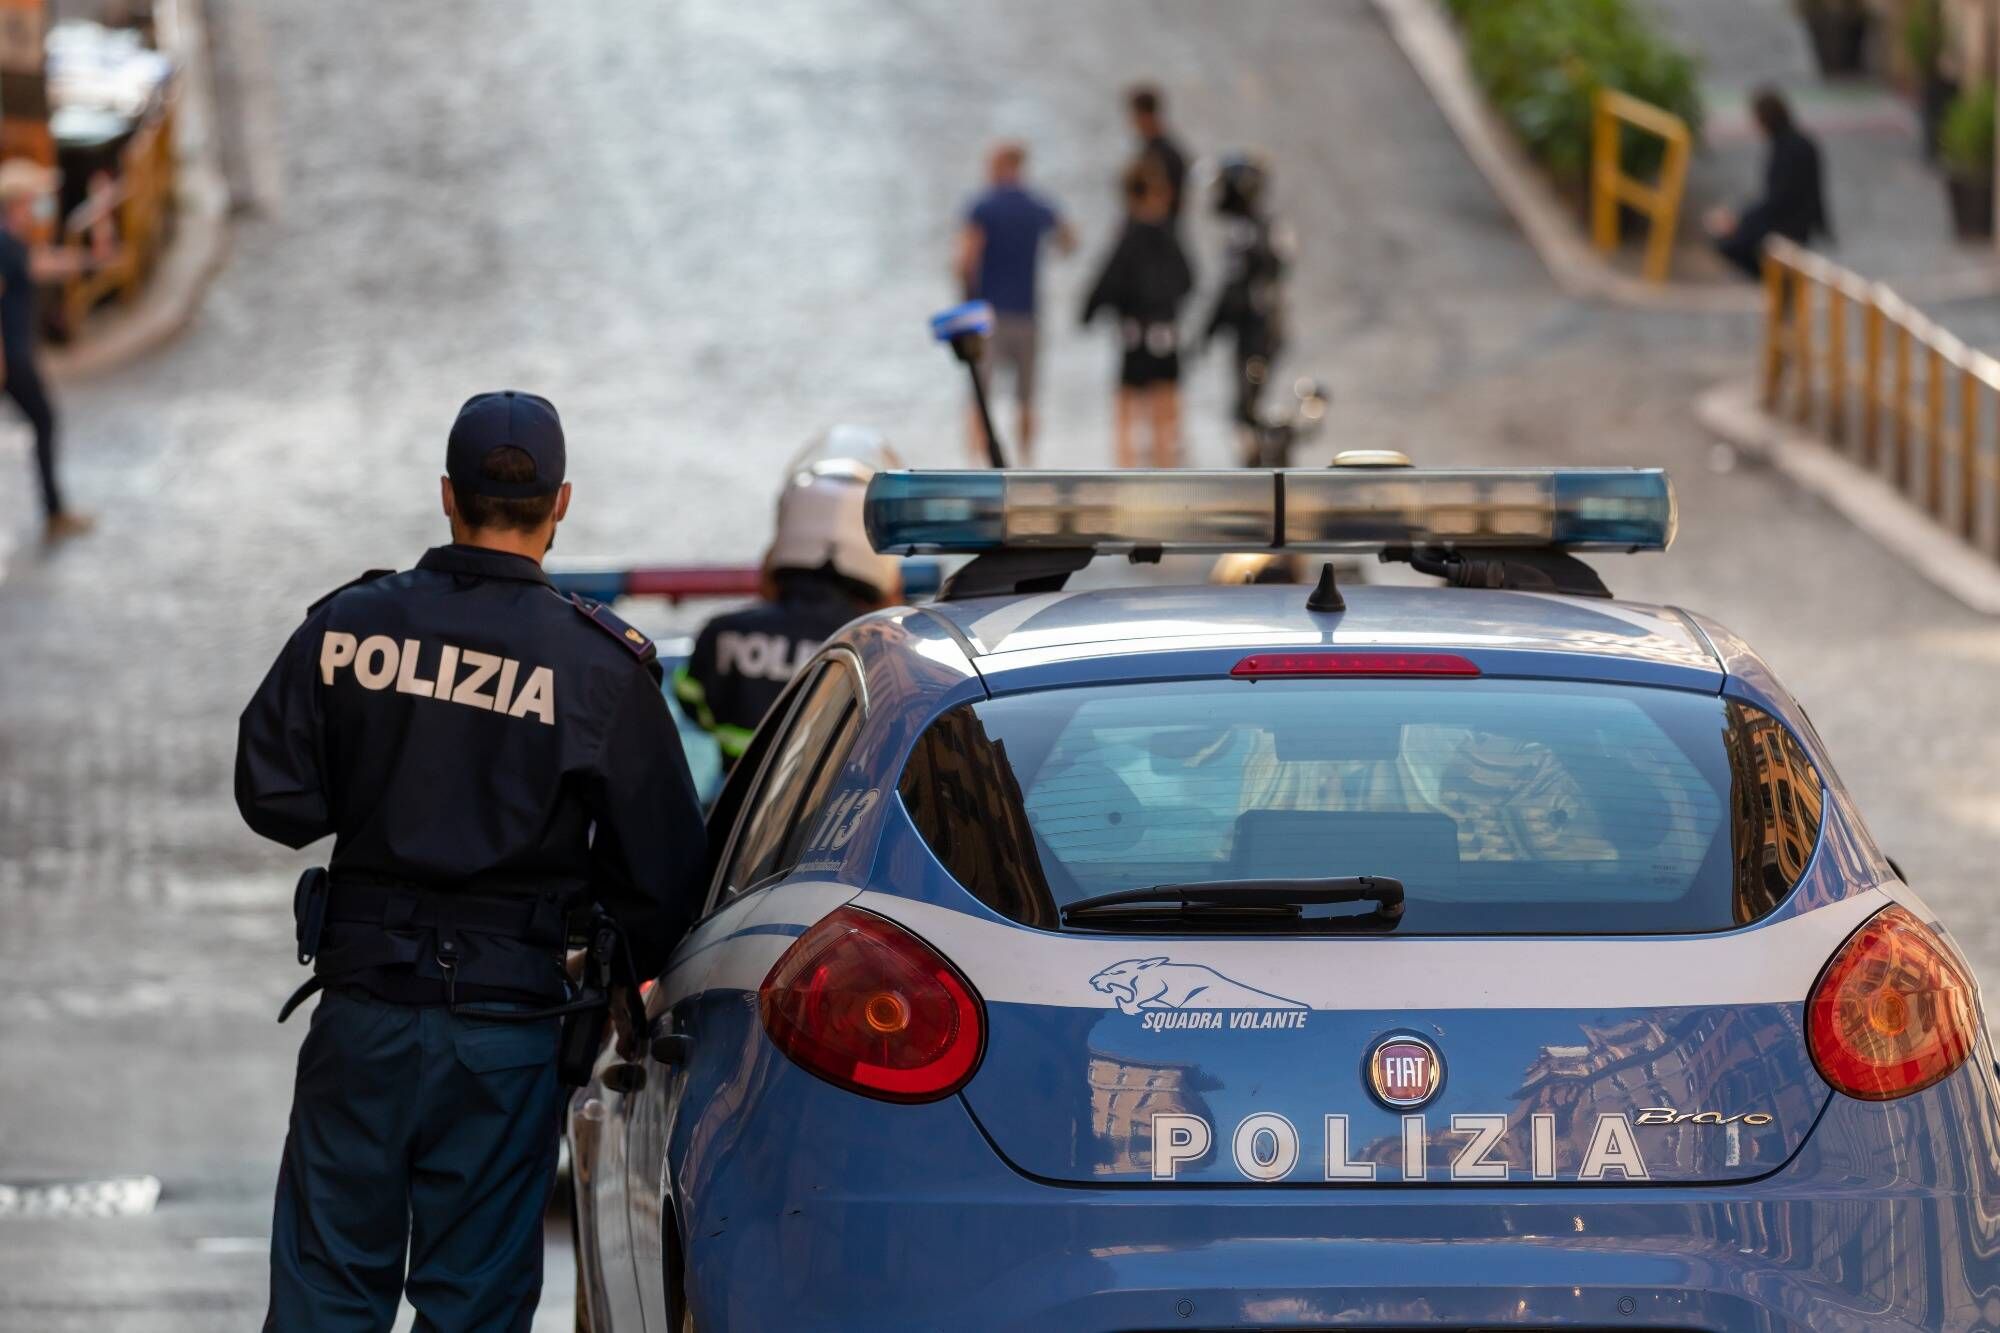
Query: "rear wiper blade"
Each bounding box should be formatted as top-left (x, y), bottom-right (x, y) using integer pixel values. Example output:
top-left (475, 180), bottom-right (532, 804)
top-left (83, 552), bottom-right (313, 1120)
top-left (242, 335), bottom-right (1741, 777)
top-left (1061, 876), bottom-right (1405, 930)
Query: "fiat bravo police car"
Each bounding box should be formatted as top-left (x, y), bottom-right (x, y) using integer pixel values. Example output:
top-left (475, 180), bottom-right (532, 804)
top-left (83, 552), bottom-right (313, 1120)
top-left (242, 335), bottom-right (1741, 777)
top-left (569, 466), bottom-right (2000, 1332)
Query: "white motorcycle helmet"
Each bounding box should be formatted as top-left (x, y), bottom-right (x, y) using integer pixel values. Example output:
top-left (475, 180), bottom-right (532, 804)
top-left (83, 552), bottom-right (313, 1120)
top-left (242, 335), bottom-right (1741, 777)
top-left (782, 423), bottom-right (903, 479)
top-left (768, 426), bottom-right (903, 600)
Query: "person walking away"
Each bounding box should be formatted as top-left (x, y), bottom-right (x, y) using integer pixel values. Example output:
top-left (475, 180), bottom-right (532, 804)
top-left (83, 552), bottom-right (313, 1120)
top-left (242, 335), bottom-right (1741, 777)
top-left (1082, 165), bottom-right (1195, 469)
top-left (0, 160), bottom-right (89, 541)
top-left (236, 391), bottom-right (707, 1331)
top-left (956, 142), bottom-right (1075, 465)
top-left (1706, 88), bottom-right (1832, 279)
top-left (1201, 153), bottom-right (1292, 461)
top-left (676, 434), bottom-right (902, 769)
top-left (1128, 85), bottom-right (1190, 227)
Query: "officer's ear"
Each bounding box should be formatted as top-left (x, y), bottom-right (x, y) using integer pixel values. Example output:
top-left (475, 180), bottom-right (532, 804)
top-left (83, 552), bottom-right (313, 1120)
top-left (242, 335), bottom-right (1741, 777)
top-left (552, 482), bottom-right (572, 525)
top-left (440, 475), bottom-right (458, 525)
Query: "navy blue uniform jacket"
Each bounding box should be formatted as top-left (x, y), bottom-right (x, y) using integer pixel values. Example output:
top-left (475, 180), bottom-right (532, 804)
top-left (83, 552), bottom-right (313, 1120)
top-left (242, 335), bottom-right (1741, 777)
top-left (234, 544), bottom-right (707, 990)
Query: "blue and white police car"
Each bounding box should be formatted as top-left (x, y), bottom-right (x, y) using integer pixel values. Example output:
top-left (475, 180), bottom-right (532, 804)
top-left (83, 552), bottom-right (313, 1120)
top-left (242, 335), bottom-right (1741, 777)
top-left (569, 465), bottom-right (2000, 1332)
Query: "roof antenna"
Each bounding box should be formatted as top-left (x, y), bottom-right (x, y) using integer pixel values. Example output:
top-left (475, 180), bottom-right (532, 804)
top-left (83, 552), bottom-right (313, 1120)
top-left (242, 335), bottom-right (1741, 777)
top-left (1306, 561), bottom-right (1345, 613)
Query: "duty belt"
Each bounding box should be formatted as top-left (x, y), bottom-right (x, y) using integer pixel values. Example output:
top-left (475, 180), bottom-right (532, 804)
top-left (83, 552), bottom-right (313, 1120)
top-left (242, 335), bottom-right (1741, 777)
top-left (278, 869), bottom-right (573, 1022)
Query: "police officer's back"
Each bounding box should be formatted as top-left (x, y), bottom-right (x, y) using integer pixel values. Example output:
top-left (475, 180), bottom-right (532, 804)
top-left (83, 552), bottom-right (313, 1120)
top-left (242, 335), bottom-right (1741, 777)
top-left (675, 445), bottom-right (900, 765)
top-left (236, 392), bottom-right (706, 1332)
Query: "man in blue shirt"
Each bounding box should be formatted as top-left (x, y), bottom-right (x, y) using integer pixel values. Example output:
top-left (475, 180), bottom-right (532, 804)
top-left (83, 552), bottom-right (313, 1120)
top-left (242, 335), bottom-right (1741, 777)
top-left (956, 141), bottom-right (1074, 464)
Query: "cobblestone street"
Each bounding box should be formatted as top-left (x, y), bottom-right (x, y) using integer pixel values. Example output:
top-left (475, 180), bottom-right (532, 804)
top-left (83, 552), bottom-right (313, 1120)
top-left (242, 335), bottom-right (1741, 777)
top-left (2, 1), bottom-right (1998, 1326)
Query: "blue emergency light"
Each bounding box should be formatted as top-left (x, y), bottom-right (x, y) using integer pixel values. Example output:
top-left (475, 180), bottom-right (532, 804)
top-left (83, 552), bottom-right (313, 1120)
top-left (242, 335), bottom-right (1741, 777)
top-left (930, 300), bottom-right (995, 343)
top-left (863, 468), bottom-right (1677, 554)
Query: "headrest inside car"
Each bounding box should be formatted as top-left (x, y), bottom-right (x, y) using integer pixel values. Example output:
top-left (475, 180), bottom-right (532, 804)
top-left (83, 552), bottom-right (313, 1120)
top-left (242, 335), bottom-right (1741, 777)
top-left (1230, 808), bottom-right (1460, 891)
top-left (1273, 717), bottom-right (1404, 763)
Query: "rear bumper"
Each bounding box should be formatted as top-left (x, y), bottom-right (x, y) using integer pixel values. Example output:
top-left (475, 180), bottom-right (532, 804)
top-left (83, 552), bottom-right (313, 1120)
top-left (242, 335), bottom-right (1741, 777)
top-left (680, 1052), bottom-right (2000, 1333)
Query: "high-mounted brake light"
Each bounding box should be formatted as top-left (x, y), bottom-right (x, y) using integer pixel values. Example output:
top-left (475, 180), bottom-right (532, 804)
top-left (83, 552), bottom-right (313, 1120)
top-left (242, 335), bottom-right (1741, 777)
top-left (862, 468), bottom-right (1676, 555)
top-left (759, 907), bottom-right (984, 1103)
top-left (1231, 652), bottom-right (1481, 678)
top-left (1808, 905), bottom-right (1978, 1101)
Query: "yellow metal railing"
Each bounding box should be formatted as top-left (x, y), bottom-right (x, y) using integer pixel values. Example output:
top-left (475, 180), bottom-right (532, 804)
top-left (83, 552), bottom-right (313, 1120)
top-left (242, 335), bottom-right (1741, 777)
top-left (1762, 236), bottom-right (2000, 559)
top-left (55, 89), bottom-right (179, 333)
top-left (1590, 88), bottom-right (1693, 284)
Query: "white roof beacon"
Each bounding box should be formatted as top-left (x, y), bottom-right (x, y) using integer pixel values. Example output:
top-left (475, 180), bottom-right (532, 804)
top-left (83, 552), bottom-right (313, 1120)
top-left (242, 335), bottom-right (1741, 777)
top-left (862, 466), bottom-right (1675, 601)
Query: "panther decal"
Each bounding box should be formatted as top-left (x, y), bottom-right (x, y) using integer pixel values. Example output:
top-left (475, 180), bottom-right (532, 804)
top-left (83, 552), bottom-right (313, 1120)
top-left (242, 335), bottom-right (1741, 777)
top-left (1089, 957), bottom-right (1308, 1016)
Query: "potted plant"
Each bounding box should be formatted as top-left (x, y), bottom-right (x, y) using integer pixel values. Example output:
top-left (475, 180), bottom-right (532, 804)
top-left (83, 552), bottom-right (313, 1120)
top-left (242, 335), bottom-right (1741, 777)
top-left (1940, 81), bottom-right (1995, 238)
top-left (1798, 0), bottom-right (1873, 76)
top-left (1905, 0), bottom-right (1954, 159)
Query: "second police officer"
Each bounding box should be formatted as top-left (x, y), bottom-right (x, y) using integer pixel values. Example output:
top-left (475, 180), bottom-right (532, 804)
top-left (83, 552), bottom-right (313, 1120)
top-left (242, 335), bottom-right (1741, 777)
top-left (674, 427), bottom-right (902, 768)
top-left (236, 391), bottom-right (707, 1331)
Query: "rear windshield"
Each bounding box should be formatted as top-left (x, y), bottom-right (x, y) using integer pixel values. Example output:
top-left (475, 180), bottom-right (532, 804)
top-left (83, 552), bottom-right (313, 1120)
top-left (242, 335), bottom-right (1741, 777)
top-left (899, 678), bottom-right (1824, 935)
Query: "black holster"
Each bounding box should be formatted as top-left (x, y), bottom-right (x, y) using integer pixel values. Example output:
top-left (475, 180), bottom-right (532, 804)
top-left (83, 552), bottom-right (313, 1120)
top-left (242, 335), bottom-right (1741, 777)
top-left (557, 915), bottom-right (620, 1086)
top-left (456, 910), bottom-right (631, 1088)
top-left (293, 867), bottom-right (329, 965)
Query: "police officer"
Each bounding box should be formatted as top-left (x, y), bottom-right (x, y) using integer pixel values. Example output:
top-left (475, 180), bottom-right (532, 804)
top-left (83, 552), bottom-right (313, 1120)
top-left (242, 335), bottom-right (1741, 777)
top-left (236, 391), bottom-right (706, 1331)
top-left (674, 431), bottom-right (901, 766)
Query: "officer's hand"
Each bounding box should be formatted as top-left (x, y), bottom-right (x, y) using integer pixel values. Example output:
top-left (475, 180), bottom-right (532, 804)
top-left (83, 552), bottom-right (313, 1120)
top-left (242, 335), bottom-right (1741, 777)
top-left (564, 949), bottom-right (587, 985)
top-left (609, 986), bottom-right (640, 1061)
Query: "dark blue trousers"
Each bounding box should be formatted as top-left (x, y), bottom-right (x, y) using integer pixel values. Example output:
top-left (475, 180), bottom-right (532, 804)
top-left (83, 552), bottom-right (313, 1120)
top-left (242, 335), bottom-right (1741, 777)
top-left (265, 988), bottom-right (564, 1332)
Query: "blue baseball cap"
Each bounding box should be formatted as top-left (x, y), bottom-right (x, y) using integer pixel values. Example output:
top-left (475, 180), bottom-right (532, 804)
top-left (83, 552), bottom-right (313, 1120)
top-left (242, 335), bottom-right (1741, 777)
top-left (447, 391), bottom-right (566, 497)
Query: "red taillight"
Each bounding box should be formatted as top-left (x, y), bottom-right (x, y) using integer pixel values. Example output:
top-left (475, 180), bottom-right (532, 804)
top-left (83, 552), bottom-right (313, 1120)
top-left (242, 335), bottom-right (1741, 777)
top-left (1231, 651), bottom-right (1481, 678)
top-left (759, 907), bottom-right (984, 1103)
top-left (1808, 905), bottom-right (1978, 1101)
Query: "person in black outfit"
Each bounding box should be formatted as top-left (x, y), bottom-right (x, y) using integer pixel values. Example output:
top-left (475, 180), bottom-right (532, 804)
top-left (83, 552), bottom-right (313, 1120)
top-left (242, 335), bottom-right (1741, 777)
top-left (236, 391), bottom-right (706, 1331)
top-left (1129, 84), bottom-right (1189, 226)
top-left (1083, 164), bottom-right (1195, 468)
top-left (1201, 153), bottom-right (1292, 459)
top-left (0, 160), bottom-right (89, 541)
top-left (1707, 88), bottom-right (1833, 279)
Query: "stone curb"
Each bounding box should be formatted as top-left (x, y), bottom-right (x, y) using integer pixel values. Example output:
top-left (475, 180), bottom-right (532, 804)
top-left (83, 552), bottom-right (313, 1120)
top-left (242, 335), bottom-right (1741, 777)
top-left (1370, 0), bottom-right (2000, 313)
top-left (43, 0), bottom-right (230, 383)
top-left (1696, 378), bottom-right (2000, 615)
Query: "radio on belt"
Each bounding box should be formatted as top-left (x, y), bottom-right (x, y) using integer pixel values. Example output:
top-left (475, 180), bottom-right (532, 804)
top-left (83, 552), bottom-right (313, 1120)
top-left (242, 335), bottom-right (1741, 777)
top-left (861, 467), bottom-right (1677, 555)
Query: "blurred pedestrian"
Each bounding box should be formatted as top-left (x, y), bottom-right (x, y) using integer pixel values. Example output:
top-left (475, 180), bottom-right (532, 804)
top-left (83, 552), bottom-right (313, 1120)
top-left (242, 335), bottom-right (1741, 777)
top-left (1082, 164), bottom-right (1194, 468)
top-left (1128, 84), bottom-right (1190, 227)
top-left (1706, 88), bottom-right (1832, 280)
top-left (1201, 152), bottom-right (1292, 457)
top-left (0, 160), bottom-right (89, 541)
top-left (956, 141), bottom-right (1075, 465)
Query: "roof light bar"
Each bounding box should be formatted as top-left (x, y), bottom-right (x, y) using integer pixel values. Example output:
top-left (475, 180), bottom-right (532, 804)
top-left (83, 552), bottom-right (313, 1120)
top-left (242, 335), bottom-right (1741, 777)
top-left (864, 468), bottom-right (1675, 555)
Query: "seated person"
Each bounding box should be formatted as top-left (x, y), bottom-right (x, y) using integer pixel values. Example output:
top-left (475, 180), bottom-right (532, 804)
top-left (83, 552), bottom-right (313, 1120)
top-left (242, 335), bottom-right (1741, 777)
top-left (1706, 88), bottom-right (1832, 280)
